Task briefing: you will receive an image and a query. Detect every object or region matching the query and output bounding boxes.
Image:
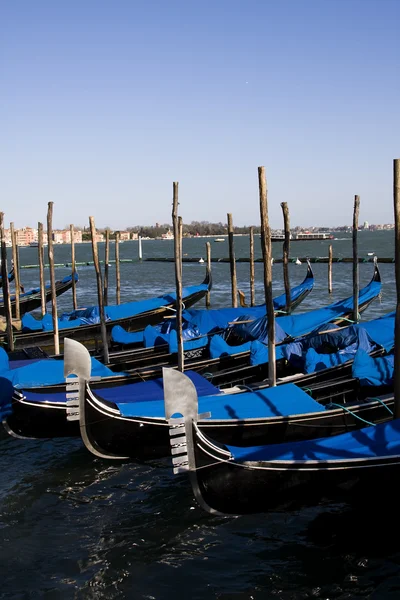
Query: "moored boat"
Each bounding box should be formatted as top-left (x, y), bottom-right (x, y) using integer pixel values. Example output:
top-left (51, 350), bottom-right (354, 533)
top-left (0, 273), bottom-right (78, 317)
top-left (0, 269), bottom-right (212, 352)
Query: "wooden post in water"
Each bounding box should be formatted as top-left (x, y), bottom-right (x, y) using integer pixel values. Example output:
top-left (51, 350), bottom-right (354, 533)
top-left (205, 241), bottom-right (211, 308)
top-left (352, 195), bottom-right (360, 323)
top-left (115, 231), bottom-right (121, 305)
top-left (393, 159), bottom-right (400, 418)
top-left (281, 202), bottom-right (291, 314)
top-left (89, 216), bottom-right (109, 363)
top-left (328, 244), bottom-right (333, 293)
top-left (38, 222), bottom-right (46, 316)
top-left (249, 226), bottom-right (255, 307)
top-left (172, 182), bottom-right (184, 372)
top-left (47, 202), bottom-right (60, 354)
top-left (227, 213), bottom-right (238, 307)
top-left (10, 223), bottom-right (21, 320)
top-left (258, 166), bottom-right (276, 387)
top-left (138, 235), bottom-right (143, 260)
top-left (0, 213), bottom-right (14, 350)
top-left (103, 229), bottom-right (110, 306)
top-left (70, 224), bottom-right (78, 310)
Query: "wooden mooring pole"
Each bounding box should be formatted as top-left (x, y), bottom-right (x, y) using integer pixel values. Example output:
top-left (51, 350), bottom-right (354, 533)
top-left (89, 216), bottom-right (109, 363)
top-left (393, 159), bottom-right (400, 418)
top-left (115, 231), bottom-right (121, 305)
top-left (138, 235), bottom-right (143, 260)
top-left (38, 222), bottom-right (46, 316)
top-left (0, 213), bottom-right (14, 350)
top-left (47, 202), bottom-right (60, 355)
top-left (328, 244), bottom-right (333, 294)
top-left (227, 213), bottom-right (238, 308)
top-left (281, 202), bottom-right (291, 314)
top-left (258, 166), bottom-right (276, 387)
top-left (249, 226), bottom-right (255, 307)
top-left (10, 223), bottom-right (21, 320)
top-left (205, 241), bottom-right (211, 308)
top-left (352, 195), bottom-right (360, 323)
top-left (172, 182), bottom-right (184, 372)
top-left (70, 224), bottom-right (78, 310)
top-left (103, 229), bottom-right (110, 306)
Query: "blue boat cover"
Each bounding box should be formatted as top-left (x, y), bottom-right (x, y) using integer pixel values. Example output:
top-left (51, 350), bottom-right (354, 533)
top-left (20, 369), bottom-right (222, 406)
top-left (284, 325), bottom-right (380, 373)
top-left (0, 347), bottom-right (118, 388)
top-left (21, 279), bottom-right (210, 333)
top-left (352, 350), bottom-right (394, 386)
top-left (248, 314), bottom-right (394, 369)
top-left (249, 340), bottom-right (288, 366)
top-left (227, 417), bottom-right (400, 463)
top-left (209, 336), bottom-right (252, 359)
top-left (117, 382), bottom-right (325, 419)
top-left (243, 276), bottom-right (381, 342)
top-left (231, 315), bottom-right (292, 345)
top-left (111, 326), bottom-right (144, 345)
top-left (110, 265), bottom-right (313, 346)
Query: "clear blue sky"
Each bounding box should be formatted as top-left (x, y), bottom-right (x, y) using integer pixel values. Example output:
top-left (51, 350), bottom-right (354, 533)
top-left (1, 0), bottom-right (399, 229)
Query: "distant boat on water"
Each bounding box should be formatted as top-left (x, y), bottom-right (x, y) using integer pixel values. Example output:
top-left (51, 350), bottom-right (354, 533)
top-left (269, 232), bottom-right (334, 242)
top-left (29, 241), bottom-right (47, 247)
top-left (214, 238), bottom-right (226, 242)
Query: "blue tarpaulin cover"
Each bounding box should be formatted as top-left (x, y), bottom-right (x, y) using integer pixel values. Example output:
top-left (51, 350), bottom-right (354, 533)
top-left (352, 350), bottom-right (394, 386)
top-left (227, 418), bottom-right (400, 462)
top-left (117, 382), bottom-right (325, 419)
top-left (21, 279), bottom-right (210, 333)
top-left (0, 347), bottom-right (119, 388)
top-left (111, 265), bottom-right (314, 346)
top-left (19, 369), bottom-right (222, 407)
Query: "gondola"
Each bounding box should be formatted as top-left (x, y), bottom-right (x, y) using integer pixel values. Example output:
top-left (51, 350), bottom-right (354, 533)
top-left (2, 262), bottom-right (382, 395)
top-left (170, 390), bottom-right (400, 515)
top-left (1, 280), bottom-right (388, 443)
top-left (0, 273), bottom-right (78, 317)
top-left (46, 334), bottom-right (393, 460)
top-left (4, 316), bottom-right (391, 452)
top-left (110, 262), bottom-right (315, 350)
top-left (102, 262), bottom-right (382, 381)
top-left (0, 268), bottom-right (393, 437)
top-left (0, 268), bottom-right (212, 353)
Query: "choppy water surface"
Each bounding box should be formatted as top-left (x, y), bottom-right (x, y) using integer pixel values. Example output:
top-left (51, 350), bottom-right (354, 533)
top-left (1, 232), bottom-right (399, 599)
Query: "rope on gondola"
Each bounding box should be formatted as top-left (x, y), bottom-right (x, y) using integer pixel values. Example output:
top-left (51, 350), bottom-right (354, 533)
top-left (327, 402), bottom-right (376, 426)
top-left (369, 397), bottom-right (393, 415)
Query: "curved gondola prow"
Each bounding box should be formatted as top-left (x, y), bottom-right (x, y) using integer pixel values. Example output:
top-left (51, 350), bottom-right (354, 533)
top-left (372, 258), bottom-right (381, 283)
top-left (63, 337), bottom-right (91, 423)
top-left (305, 259), bottom-right (313, 281)
top-left (202, 265), bottom-right (212, 292)
top-left (163, 367), bottom-right (220, 515)
top-left (64, 337), bottom-right (129, 460)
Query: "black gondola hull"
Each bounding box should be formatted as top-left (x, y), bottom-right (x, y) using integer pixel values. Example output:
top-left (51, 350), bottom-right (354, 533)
top-left (192, 444), bottom-right (400, 515)
top-left (78, 384), bottom-right (394, 460)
